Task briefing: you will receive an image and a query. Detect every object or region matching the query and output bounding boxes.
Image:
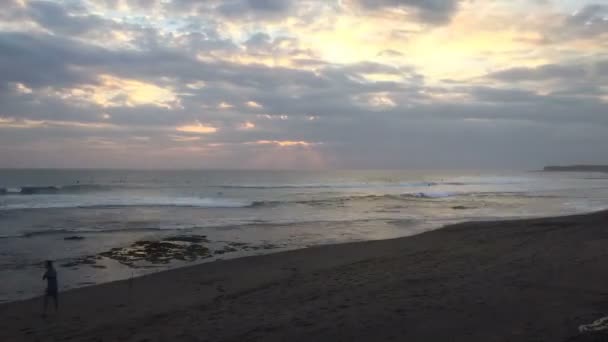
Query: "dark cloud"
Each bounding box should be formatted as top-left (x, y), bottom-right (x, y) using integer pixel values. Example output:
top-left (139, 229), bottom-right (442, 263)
top-left (568, 4), bottom-right (608, 27)
top-left (568, 4), bottom-right (608, 37)
top-left (353, 0), bottom-right (460, 24)
top-left (165, 0), bottom-right (295, 21)
top-left (217, 0), bottom-right (294, 19)
top-left (27, 1), bottom-right (107, 35)
top-left (546, 4), bottom-right (608, 42)
top-left (21, 1), bottom-right (237, 54)
top-left (243, 33), bottom-right (304, 57)
top-left (484, 61), bottom-right (608, 82)
top-left (0, 32), bottom-right (104, 88)
top-left (470, 87), bottom-right (543, 103)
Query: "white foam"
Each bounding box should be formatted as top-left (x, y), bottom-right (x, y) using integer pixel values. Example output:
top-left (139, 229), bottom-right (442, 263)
top-left (218, 181), bottom-right (442, 190)
top-left (0, 195), bottom-right (252, 210)
top-left (579, 316), bottom-right (608, 332)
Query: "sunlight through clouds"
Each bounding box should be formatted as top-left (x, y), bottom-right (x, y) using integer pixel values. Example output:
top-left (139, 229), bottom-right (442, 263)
top-left (1, 0), bottom-right (608, 168)
top-left (48, 75), bottom-right (180, 109)
top-left (176, 121), bottom-right (218, 134)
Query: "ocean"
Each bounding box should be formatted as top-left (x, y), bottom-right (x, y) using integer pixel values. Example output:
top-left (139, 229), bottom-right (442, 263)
top-left (1, 169), bottom-right (608, 302)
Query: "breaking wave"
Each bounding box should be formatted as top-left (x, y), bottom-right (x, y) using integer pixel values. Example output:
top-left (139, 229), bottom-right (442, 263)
top-left (0, 196), bottom-right (254, 210)
top-left (3, 218), bottom-right (420, 240)
top-left (0, 184), bottom-right (113, 195)
top-left (250, 191), bottom-right (480, 208)
top-left (215, 182), bottom-right (440, 190)
top-left (0, 189), bottom-right (541, 211)
top-left (214, 177), bottom-right (532, 190)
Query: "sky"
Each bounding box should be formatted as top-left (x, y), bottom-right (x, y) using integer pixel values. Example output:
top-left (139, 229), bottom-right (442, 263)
top-left (0, 0), bottom-right (607, 169)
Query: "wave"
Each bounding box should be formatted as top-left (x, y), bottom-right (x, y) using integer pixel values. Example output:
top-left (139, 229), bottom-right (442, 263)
top-left (6, 217), bottom-right (420, 240)
top-left (249, 191), bottom-right (464, 208)
top-left (0, 227), bottom-right (188, 239)
top-left (20, 227), bottom-right (179, 238)
top-left (214, 177), bottom-right (533, 190)
top-left (1, 189), bottom-right (538, 211)
top-left (0, 176), bottom-right (534, 196)
top-left (76, 197), bottom-right (251, 209)
top-left (215, 182), bottom-right (440, 190)
top-left (0, 184), bottom-right (113, 195)
top-left (247, 190), bottom-right (557, 209)
top-left (0, 234), bottom-right (23, 239)
top-left (0, 196), bottom-right (253, 210)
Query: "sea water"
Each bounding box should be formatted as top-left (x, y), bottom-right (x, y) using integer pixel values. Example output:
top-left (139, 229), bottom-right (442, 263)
top-left (2, 169), bottom-right (608, 302)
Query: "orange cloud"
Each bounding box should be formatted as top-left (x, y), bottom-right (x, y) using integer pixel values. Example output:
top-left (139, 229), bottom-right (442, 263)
top-left (246, 101), bottom-right (263, 108)
top-left (53, 74), bottom-right (180, 109)
top-left (238, 121), bottom-right (256, 130)
top-left (218, 101), bottom-right (234, 109)
top-left (0, 117), bottom-right (119, 130)
top-left (251, 140), bottom-right (315, 147)
top-left (169, 135), bottom-right (202, 142)
top-left (175, 120), bottom-right (218, 134)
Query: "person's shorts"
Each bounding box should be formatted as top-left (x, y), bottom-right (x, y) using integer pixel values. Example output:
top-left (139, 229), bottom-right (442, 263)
top-left (45, 288), bottom-right (58, 298)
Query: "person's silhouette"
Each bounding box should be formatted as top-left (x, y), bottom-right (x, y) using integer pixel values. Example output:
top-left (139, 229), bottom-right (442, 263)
top-left (42, 260), bottom-right (58, 315)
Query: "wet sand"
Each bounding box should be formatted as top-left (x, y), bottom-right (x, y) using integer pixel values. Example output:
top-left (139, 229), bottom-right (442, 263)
top-left (2, 211), bottom-right (608, 341)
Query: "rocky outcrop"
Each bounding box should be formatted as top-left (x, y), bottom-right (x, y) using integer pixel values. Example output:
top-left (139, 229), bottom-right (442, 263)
top-left (543, 165), bottom-right (608, 173)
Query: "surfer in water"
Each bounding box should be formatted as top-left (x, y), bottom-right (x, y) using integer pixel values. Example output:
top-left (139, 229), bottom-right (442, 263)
top-left (42, 260), bottom-right (58, 315)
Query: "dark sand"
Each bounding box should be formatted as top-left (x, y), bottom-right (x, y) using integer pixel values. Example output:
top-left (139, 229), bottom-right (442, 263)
top-left (2, 211), bottom-right (608, 341)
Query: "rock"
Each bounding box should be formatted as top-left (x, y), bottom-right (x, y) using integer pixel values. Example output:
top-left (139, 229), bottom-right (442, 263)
top-left (64, 236), bottom-right (85, 241)
top-left (166, 235), bottom-right (208, 243)
top-left (214, 246), bottom-right (238, 255)
top-left (228, 242), bottom-right (248, 247)
top-left (543, 165), bottom-right (608, 173)
top-left (452, 206), bottom-right (472, 210)
top-left (97, 238), bottom-right (211, 267)
top-left (248, 243), bottom-right (279, 251)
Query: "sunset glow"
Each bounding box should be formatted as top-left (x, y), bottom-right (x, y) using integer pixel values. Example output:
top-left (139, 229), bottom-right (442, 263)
top-left (1, 0), bottom-right (607, 169)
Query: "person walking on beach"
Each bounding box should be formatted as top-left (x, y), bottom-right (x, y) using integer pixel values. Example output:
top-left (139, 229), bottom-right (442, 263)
top-left (42, 260), bottom-right (58, 315)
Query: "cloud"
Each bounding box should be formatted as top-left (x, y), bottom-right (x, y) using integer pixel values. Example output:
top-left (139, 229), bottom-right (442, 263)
top-left (538, 3), bottom-right (608, 43)
top-left (176, 121), bottom-right (218, 134)
top-left (567, 4), bottom-right (608, 33)
top-left (352, 0), bottom-right (460, 24)
top-left (0, 117), bottom-right (119, 130)
top-left (0, 32), bottom-right (100, 88)
top-left (169, 134), bottom-right (202, 142)
top-left (1, 0), bottom-right (608, 169)
top-left (165, 0), bottom-right (295, 21)
top-left (27, 1), bottom-right (108, 35)
top-left (485, 60), bottom-right (608, 82)
top-left (249, 140), bottom-right (316, 147)
top-left (485, 63), bottom-right (588, 82)
top-left (85, 75), bottom-right (180, 109)
top-left (238, 121), bottom-right (256, 130)
top-left (217, 0), bottom-right (294, 20)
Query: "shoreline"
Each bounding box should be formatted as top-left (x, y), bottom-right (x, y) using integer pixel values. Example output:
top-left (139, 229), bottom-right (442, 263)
top-left (2, 210), bottom-right (608, 341)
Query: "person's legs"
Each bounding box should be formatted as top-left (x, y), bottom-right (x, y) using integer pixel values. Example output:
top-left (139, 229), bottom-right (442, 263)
top-left (53, 293), bottom-right (58, 311)
top-left (43, 295), bottom-right (48, 315)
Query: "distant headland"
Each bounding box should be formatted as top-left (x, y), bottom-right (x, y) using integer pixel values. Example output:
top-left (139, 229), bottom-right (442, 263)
top-left (543, 165), bottom-right (608, 172)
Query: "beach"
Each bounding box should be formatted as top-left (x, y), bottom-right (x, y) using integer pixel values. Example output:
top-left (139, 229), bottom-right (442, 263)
top-left (2, 210), bottom-right (608, 341)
